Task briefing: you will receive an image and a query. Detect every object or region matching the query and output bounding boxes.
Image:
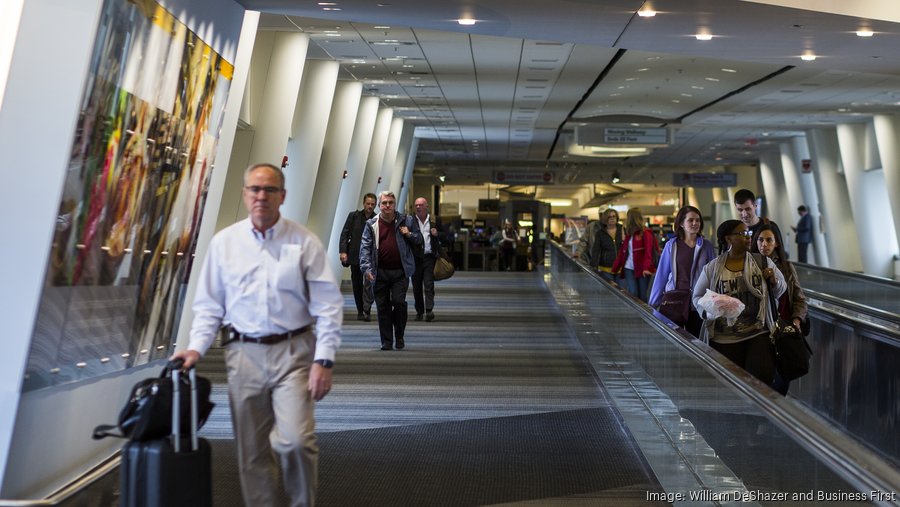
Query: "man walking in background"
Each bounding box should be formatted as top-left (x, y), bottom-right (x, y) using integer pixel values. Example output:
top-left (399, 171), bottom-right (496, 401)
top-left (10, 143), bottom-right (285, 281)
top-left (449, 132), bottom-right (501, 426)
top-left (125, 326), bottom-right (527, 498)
top-left (360, 191), bottom-right (422, 350)
top-left (412, 197), bottom-right (443, 322)
top-left (792, 205), bottom-right (812, 263)
top-left (340, 193), bottom-right (377, 321)
top-left (734, 189), bottom-right (784, 254)
top-left (172, 162), bottom-right (342, 507)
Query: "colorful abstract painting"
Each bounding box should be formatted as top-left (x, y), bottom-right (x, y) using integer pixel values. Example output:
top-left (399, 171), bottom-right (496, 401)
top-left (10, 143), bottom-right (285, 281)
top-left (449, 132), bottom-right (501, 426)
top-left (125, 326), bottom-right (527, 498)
top-left (24, 0), bottom-right (233, 390)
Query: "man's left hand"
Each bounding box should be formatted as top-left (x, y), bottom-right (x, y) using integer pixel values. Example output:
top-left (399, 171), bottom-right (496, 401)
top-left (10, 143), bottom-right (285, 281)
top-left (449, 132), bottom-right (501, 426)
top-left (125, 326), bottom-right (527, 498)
top-left (430, 228), bottom-right (438, 236)
top-left (309, 363), bottom-right (333, 401)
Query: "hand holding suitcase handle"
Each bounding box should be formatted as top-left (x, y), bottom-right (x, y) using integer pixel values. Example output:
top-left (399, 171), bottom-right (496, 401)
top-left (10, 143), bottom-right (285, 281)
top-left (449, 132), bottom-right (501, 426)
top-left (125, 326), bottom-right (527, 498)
top-left (170, 349), bottom-right (201, 370)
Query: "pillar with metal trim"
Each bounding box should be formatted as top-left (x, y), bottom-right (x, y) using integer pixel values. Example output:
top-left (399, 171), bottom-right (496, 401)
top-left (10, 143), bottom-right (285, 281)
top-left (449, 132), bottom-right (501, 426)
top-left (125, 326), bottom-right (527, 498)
top-left (392, 125), bottom-right (416, 210)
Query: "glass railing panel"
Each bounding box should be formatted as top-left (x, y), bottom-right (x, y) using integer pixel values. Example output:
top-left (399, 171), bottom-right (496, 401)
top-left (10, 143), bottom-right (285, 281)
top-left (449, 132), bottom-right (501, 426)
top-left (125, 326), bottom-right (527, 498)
top-left (546, 245), bottom-right (900, 503)
top-left (794, 265), bottom-right (900, 316)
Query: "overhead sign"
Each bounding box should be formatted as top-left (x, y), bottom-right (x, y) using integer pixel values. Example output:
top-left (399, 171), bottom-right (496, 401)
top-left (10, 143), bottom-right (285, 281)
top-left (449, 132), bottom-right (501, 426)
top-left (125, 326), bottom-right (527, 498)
top-left (493, 171), bottom-right (555, 185)
top-left (672, 172), bottom-right (738, 188)
top-left (604, 127), bottom-right (668, 145)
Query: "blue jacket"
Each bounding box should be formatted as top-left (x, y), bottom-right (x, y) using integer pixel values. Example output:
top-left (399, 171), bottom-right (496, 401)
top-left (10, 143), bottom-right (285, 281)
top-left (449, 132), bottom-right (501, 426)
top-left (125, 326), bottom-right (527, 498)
top-left (795, 213), bottom-right (812, 244)
top-left (359, 212), bottom-right (422, 278)
top-left (649, 236), bottom-right (716, 308)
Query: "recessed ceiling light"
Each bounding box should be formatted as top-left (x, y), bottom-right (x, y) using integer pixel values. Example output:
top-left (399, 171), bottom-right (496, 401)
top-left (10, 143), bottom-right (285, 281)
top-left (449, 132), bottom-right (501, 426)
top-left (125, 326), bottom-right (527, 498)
top-left (800, 53), bottom-right (817, 61)
top-left (636, 67), bottom-right (650, 72)
top-left (457, 18), bottom-right (477, 26)
top-left (322, 7), bottom-right (341, 10)
top-left (695, 33), bottom-right (713, 41)
top-left (374, 25), bottom-right (390, 29)
top-left (705, 77), bottom-right (720, 82)
top-left (638, 9), bottom-right (656, 17)
top-left (721, 68), bottom-right (737, 73)
top-left (856, 29), bottom-right (874, 37)
top-left (317, 2), bottom-right (337, 5)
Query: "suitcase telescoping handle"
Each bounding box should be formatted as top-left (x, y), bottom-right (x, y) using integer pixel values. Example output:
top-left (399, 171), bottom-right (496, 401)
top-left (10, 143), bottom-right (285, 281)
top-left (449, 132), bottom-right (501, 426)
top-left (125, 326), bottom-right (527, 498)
top-left (170, 364), bottom-right (200, 453)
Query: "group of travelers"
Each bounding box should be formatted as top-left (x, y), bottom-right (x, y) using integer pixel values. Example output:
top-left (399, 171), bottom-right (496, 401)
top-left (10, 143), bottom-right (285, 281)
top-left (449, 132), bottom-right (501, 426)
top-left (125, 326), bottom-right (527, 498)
top-left (577, 189), bottom-right (810, 394)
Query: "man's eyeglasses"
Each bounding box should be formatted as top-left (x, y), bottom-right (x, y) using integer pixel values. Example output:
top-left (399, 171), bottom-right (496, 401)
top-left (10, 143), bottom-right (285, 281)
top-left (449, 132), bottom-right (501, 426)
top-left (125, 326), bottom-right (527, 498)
top-left (729, 230), bottom-right (754, 238)
top-left (244, 185), bottom-right (282, 194)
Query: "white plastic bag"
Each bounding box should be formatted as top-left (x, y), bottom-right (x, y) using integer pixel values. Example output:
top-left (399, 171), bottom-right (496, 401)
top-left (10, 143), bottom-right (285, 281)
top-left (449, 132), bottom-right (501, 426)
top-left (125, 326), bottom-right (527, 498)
top-left (696, 289), bottom-right (745, 327)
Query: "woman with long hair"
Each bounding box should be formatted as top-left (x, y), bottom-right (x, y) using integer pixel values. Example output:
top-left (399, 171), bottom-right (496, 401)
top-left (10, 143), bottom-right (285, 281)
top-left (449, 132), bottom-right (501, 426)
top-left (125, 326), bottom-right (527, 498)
top-left (499, 219), bottom-right (518, 271)
top-left (692, 219), bottom-right (786, 386)
top-left (612, 208), bottom-right (657, 302)
top-left (649, 205), bottom-right (716, 336)
top-left (576, 208), bottom-right (623, 282)
top-left (753, 222), bottom-right (808, 395)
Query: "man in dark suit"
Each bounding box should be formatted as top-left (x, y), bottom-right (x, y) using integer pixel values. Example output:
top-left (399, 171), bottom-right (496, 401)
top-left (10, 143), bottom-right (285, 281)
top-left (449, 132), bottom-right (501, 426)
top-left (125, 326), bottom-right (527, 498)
top-left (412, 197), bottom-right (444, 322)
top-left (339, 193), bottom-right (377, 321)
top-left (792, 205), bottom-right (813, 263)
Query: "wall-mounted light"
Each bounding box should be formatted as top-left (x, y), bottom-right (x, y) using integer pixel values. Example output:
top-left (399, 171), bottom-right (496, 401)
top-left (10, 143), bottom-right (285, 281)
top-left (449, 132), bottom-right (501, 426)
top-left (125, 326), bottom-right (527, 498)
top-left (611, 170), bottom-right (621, 184)
top-left (342, 170), bottom-right (348, 179)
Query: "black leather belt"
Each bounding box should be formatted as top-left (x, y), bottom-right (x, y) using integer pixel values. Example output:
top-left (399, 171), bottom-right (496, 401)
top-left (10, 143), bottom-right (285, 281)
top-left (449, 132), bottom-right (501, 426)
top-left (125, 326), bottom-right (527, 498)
top-left (225, 324), bottom-right (312, 346)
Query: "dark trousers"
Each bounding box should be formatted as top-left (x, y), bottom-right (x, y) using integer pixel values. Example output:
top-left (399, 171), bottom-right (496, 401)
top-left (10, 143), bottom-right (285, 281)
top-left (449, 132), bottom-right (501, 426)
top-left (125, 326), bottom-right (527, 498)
top-left (350, 264), bottom-right (373, 314)
top-left (374, 267), bottom-right (409, 348)
top-left (412, 254), bottom-right (436, 315)
top-left (710, 334), bottom-right (776, 386)
top-left (797, 242), bottom-right (809, 263)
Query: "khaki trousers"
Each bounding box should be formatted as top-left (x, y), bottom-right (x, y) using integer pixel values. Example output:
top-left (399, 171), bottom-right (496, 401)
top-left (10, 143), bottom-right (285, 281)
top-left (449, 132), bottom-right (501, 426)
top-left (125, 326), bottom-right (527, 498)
top-left (225, 332), bottom-right (317, 507)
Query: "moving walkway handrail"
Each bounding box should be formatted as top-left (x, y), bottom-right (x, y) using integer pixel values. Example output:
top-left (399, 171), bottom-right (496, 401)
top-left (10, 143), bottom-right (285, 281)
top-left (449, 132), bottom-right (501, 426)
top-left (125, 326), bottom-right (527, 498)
top-left (803, 288), bottom-right (900, 339)
top-left (794, 262), bottom-right (900, 288)
top-left (548, 241), bottom-right (900, 504)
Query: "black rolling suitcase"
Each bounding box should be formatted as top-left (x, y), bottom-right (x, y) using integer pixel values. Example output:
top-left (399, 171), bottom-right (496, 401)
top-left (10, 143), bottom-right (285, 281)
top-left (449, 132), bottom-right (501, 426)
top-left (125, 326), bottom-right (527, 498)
top-left (120, 366), bottom-right (212, 507)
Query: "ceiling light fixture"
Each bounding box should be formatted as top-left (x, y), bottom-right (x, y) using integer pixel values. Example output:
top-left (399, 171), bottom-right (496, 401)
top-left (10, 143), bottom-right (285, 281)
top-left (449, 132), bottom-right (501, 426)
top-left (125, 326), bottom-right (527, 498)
top-left (611, 170), bottom-right (621, 184)
top-left (638, 9), bottom-right (656, 17)
top-left (457, 18), bottom-right (477, 26)
top-left (856, 29), bottom-right (874, 37)
top-left (695, 33), bottom-right (713, 41)
top-left (800, 53), bottom-right (817, 61)
top-left (721, 68), bottom-right (737, 73)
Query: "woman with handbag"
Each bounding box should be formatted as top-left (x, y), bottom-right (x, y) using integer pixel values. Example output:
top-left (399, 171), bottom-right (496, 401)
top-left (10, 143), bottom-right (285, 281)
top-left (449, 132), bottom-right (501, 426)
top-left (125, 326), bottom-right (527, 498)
top-left (649, 206), bottom-right (715, 336)
top-left (499, 219), bottom-right (518, 271)
top-left (612, 208), bottom-right (656, 302)
top-left (692, 219), bottom-right (786, 386)
top-left (753, 223), bottom-right (809, 395)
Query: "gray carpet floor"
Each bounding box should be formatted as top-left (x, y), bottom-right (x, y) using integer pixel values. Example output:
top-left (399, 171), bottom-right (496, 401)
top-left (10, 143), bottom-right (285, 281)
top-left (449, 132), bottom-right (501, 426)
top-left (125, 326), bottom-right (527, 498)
top-left (196, 272), bottom-right (665, 506)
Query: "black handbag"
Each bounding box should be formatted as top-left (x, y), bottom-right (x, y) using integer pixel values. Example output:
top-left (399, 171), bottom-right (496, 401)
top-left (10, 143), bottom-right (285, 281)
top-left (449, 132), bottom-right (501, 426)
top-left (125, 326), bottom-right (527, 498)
top-left (93, 359), bottom-right (214, 441)
top-left (658, 289), bottom-right (691, 325)
top-left (766, 287), bottom-right (813, 382)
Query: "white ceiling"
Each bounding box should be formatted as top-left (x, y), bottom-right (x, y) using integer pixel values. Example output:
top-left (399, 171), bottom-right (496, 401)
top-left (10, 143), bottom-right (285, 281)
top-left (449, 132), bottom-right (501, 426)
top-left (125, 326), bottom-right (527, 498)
top-left (234, 0), bottom-right (900, 191)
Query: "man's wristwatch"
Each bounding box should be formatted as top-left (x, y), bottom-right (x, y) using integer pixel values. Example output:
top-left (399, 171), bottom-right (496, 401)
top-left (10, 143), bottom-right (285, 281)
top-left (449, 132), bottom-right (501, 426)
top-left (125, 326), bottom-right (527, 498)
top-left (313, 359), bottom-right (334, 369)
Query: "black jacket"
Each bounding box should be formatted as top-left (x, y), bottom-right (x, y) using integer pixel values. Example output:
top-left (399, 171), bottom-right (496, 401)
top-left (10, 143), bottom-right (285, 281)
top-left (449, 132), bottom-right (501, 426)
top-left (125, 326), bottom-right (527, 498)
top-left (339, 209), bottom-right (373, 266)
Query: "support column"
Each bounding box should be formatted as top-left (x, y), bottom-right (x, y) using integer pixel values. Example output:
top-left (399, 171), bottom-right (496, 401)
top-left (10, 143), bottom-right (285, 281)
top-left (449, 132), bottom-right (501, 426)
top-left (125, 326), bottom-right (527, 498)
top-left (836, 122), bottom-right (897, 276)
top-left (759, 150), bottom-right (788, 224)
top-left (786, 136), bottom-right (828, 265)
top-left (177, 12), bottom-right (259, 346)
top-left (360, 107), bottom-right (393, 199)
top-left (871, 114), bottom-right (900, 261)
top-left (376, 117), bottom-right (404, 197)
top-left (398, 136), bottom-right (420, 210)
top-left (216, 31), bottom-right (309, 230)
top-left (326, 96), bottom-right (380, 281)
top-left (282, 59), bottom-right (339, 225)
top-left (307, 80), bottom-right (362, 243)
top-left (807, 127), bottom-right (862, 271)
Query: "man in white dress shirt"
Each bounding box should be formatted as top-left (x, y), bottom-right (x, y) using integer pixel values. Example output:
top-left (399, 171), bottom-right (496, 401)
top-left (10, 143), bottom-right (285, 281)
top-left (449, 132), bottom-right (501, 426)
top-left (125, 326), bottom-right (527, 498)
top-left (411, 197), bottom-right (443, 322)
top-left (171, 162), bottom-right (342, 507)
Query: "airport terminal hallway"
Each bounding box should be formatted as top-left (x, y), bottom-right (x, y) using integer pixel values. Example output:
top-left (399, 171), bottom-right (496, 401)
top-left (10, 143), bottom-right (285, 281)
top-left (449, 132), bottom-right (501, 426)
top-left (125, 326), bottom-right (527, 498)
top-left (194, 271), bottom-right (666, 507)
